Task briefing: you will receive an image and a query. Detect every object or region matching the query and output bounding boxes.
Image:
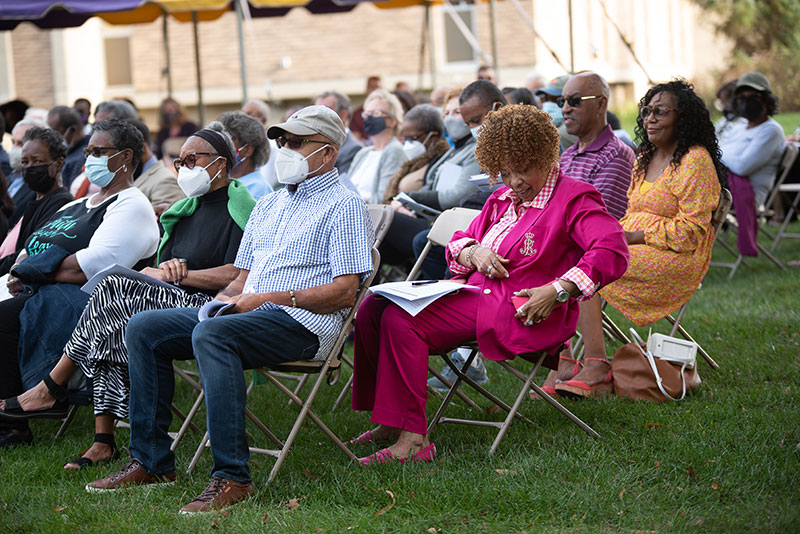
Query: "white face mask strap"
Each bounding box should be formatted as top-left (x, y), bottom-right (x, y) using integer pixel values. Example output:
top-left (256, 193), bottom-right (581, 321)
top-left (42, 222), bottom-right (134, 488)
top-left (421, 131), bottom-right (433, 147)
top-left (305, 143), bottom-right (330, 176)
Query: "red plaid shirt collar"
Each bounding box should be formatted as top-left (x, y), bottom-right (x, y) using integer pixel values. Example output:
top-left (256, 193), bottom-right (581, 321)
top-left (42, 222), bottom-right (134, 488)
top-left (497, 164), bottom-right (560, 209)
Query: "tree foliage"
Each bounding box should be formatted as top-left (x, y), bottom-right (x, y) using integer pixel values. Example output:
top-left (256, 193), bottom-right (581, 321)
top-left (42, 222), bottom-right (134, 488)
top-left (692, 0), bottom-right (800, 110)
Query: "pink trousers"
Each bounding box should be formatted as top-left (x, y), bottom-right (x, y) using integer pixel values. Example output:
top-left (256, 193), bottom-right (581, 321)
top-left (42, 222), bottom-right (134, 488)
top-left (351, 291), bottom-right (481, 435)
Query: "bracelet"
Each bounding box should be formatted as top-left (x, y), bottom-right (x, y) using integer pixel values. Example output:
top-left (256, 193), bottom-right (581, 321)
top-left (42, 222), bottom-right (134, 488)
top-left (288, 289), bottom-right (297, 307)
top-left (464, 245), bottom-right (479, 267)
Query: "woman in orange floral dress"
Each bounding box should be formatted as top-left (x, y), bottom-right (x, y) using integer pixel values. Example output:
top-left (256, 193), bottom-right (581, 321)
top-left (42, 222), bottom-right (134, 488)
top-left (555, 79), bottom-right (726, 398)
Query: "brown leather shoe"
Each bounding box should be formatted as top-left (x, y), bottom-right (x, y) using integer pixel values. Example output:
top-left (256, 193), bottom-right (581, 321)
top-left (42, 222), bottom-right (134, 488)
top-left (85, 459), bottom-right (176, 493)
top-left (179, 475), bottom-right (254, 514)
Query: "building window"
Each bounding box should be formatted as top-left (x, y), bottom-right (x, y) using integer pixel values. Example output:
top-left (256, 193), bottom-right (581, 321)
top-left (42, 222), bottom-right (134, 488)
top-left (443, 2), bottom-right (477, 65)
top-left (104, 36), bottom-right (132, 86)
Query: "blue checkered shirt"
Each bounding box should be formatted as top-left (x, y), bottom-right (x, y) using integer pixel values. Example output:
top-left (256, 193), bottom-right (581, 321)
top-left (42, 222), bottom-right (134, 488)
top-left (234, 169), bottom-right (374, 360)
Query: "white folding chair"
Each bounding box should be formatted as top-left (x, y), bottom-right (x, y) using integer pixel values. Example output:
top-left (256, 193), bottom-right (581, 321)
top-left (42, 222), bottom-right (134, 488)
top-left (712, 146), bottom-right (795, 278)
top-left (186, 248), bottom-right (381, 484)
top-left (427, 343), bottom-right (600, 456)
top-left (600, 189), bottom-right (732, 370)
top-left (762, 143), bottom-right (800, 252)
top-left (331, 207), bottom-right (482, 411)
top-left (367, 204), bottom-right (395, 248)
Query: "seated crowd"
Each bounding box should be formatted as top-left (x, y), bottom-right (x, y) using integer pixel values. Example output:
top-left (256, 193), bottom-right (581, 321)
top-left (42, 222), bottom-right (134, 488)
top-left (0, 66), bottom-right (792, 514)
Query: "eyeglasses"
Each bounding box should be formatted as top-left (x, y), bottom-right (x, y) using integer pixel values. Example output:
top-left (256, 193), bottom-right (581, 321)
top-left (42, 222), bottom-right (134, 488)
top-left (276, 137), bottom-right (328, 150)
top-left (83, 146), bottom-right (119, 158)
top-left (556, 94), bottom-right (601, 108)
top-left (639, 105), bottom-right (676, 121)
top-left (173, 152), bottom-right (218, 172)
top-left (361, 110), bottom-right (390, 119)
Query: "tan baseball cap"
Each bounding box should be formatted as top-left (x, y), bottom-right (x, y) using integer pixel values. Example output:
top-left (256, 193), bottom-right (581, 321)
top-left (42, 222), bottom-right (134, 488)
top-left (267, 105), bottom-right (346, 146)
top-left (736, 72), bottom-right (771, 93)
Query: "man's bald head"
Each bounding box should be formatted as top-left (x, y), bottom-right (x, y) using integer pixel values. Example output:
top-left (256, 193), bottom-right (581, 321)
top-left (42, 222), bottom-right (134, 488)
top-left (561, 72), bottom-right (610, 144)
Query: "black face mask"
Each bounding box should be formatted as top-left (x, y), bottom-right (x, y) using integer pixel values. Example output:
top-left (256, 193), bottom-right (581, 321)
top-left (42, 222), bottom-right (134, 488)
top-left (22, 164), bottom-right (56, 193)
top-left (737, 97), bottom-right (764, 121)
top-left (363, 116), bottom-right (388, 137)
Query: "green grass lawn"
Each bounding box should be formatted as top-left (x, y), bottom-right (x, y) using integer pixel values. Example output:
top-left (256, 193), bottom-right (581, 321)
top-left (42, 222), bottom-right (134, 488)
top-left (1, 225), bottom-right (799, 533)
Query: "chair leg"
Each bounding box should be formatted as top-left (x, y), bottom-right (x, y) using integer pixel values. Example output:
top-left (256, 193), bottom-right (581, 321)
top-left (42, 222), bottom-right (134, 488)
top-left (664, 314), bottom-right (719, 370)
top-left (288, 374), bottom-right (310, 405)
top-left (331, 373), bottom-right (354, 411)
top-left (55, 405), bottom-right (80, 438)
top-left (186, 431), bottom-right (209, 475)
top-left (170, 390), bottom-right (205, 451)
top-left (426, 364), bottom-right (481, 410)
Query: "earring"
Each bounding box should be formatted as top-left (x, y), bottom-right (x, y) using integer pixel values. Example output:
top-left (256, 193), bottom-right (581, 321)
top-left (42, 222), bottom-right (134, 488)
top-left (122, 164), bottom-right (127, 172)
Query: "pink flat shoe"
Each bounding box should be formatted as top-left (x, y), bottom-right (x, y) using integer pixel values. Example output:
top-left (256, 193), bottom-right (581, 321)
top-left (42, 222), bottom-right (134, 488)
top-left (347, 430), bottom-right (379, 446)
top-left (358, 443), bottom-right (437, 466)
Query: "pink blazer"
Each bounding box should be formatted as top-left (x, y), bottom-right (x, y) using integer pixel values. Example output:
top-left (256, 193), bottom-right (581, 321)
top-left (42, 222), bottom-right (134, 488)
top-left (446, 172), bottom-right (629, 363)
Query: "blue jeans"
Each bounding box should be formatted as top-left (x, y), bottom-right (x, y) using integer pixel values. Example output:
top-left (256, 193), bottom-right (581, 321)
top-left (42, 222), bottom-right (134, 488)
top-left (125, 307), bottom-right (319, 484)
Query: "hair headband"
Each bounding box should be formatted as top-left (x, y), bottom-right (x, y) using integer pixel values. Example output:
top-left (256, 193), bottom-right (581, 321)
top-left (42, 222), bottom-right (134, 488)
top-left (191, 129), bottom-right (234, 172)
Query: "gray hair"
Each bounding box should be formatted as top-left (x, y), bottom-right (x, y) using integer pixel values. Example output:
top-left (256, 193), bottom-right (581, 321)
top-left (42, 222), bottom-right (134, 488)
top-left (11, 118), bottom-right (48, 136)
top-left (214, 112), bottom-right (269, 167)
top-left (242, 99), bottom-right (270, 124)
top-left (96, 100), bottom-right (137, 120)
top-left (404, 104), bottom-right (444, 135)
top-left (316, 90), bottom-right (351, 113)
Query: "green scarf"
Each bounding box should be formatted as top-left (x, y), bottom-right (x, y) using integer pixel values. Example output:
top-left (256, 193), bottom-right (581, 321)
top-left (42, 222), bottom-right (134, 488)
top-left (157, 179), bottom-right (256, 264)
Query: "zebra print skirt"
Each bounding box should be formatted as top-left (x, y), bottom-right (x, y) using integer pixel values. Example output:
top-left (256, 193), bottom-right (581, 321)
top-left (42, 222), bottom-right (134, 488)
top-left (64, 274), bottom-right (211, 419)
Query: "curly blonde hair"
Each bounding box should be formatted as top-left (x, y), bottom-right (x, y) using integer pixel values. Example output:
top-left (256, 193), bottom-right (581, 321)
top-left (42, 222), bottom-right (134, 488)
top-left (474, 104), bottom-right (560, 182)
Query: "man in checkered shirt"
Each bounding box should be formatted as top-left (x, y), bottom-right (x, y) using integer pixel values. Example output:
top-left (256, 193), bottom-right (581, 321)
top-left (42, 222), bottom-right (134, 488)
top-left (88, 106), bottom-right (374, 514)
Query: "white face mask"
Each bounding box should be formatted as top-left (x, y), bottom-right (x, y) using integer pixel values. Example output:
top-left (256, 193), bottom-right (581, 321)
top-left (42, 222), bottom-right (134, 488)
top-left (470, 124), bottom-right (483, 141)
top-left (275, 144), bottom-right (328, 185)
top-left (177, 157), bottom-right (221, 198)
top-left (8, 145), bottom-right (22, 171)
top-left (402, 131), bottom-right (433, 160)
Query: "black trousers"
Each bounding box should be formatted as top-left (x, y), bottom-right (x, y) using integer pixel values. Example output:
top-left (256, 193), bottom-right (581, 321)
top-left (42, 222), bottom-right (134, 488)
top-left (378, 212), bottom-right (430, 268)
top-left (0, 294), bottom-right (31, 430)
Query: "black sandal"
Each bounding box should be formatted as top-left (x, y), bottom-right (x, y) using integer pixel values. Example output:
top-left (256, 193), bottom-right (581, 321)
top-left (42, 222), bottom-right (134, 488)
top-left (0, 375), bottom-right (69, 421)
top-left (64, 433), bottom-right (120, 470)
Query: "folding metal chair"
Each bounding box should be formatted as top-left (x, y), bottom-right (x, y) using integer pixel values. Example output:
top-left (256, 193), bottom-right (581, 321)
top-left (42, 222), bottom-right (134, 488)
top-left (427, 343), bottom-right (600, 455)
top-left (367, 204), bottom-right (395, 248)
top-left (331, 207), bottom-right (482, 410)
top-left (600, 189), bottom-right (732, 370)
top-left (186, 247), bottom-right (381, 484)
top-left (770, 182), bottom-right (800, 251)
top-left (711, 146), bottom-right (795, 278)
top-left (762, 143), bottom-right (800, 252)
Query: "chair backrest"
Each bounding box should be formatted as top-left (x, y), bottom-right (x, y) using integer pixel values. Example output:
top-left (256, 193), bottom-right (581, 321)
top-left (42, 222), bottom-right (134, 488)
top-left (763, 143), bottom-right (799, 213)
top-left (427, 207), bottom-right (482, 247)
top-left (405, 207), bottom-right (481, 281)
top-left (270, 247), bottom-right (381, 373)
top-left (367, 204), bottom-right (394, 248)
top-left (711, 188), bottom-right (732, 234)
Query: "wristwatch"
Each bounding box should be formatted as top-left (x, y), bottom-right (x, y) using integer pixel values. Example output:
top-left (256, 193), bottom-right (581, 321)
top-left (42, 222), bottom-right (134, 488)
top-left (552, 280), bottom-right (570, 303)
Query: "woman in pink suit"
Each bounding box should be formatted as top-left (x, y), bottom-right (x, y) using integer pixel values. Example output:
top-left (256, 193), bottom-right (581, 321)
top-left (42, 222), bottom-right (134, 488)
top-left (350, 105), bottom-right (629, 464)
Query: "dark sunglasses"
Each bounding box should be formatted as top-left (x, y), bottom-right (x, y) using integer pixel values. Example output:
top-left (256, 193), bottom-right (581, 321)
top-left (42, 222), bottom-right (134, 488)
top-left (83, 146), bottom-right (120, 158)
top-left (173, 152), bottom-right (218, 172)
top-left (276, 136), bottom-right (328, 150)
top-left (639, 105), bottom-right (676, 121)
top-left (557, 94), bottom-right (601, 108)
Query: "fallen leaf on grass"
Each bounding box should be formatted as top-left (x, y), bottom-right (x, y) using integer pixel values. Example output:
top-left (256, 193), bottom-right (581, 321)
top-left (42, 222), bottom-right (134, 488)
top-left (711, 482), bottom-right (719, 490)
top-left (686, 465), bottom-right (697, 479)
top-left (427, 529), bottom-right (441, 533)
top-left (654, 461), bottom-right (661, 468)
top-left (618, 488), bottom-right (626, 500)
top-left (645, 423), bottom-right (661, 428)
top-left (485, 405), bottom-right (501, 415)
top-left (262, 514), bottom-right (270, 523)
top-left (286, 498), bottom-right (301, 510)
top-left (696, 519), bottom-right (703, 526)
top-left (53, 506), bottom-right (67, 512)
top-left (784, 386), bottom-right (790, 394)
top-left (700, 317), bottom-right (712, 326)
top-left (374, 489), bottom-right (395, 517)
top-left (409, 491), bottom-right (415, 500)
top-left (303, 467), bottom-right (318, 481)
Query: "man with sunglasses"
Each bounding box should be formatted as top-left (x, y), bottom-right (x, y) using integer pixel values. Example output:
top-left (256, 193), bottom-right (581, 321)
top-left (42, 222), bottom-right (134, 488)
top-left (87, 105), bottom-right (374, 515)
top-left (541, 72), bottom-right (634, 398)
top-left (559, 72), bottom-right (634, 221)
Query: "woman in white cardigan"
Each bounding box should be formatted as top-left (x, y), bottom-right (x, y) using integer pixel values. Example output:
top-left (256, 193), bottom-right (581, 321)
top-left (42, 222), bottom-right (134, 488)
top-left (348, 89), bottom-right (407, 203)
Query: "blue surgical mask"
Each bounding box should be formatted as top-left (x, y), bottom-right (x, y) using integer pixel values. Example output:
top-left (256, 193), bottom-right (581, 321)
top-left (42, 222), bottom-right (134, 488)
top-left (470, 124), bottom-right (483, 141)
top-left (85, 152), bottom-right (124, 187)
top-left (542, 101), bottom-right (563, 126)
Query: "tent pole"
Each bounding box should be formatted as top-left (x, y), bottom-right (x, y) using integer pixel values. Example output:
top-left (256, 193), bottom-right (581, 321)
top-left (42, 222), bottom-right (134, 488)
top-left (427, 3), bottom-right (436, 89)
top-left (236, 0), bottom-right (247, 106)
top-left (567, 0), bottom-right (574, 73)
top-left (162, 11), bottom-right (172, 97)
top-left (192, 11), bottom-right (205, 125)
top-left (489, 0), bottom-right (500, 85)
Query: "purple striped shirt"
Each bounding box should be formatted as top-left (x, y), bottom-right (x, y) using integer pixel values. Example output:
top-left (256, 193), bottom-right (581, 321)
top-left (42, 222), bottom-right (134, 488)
top-left (560, 125), bottom-right (635, 220)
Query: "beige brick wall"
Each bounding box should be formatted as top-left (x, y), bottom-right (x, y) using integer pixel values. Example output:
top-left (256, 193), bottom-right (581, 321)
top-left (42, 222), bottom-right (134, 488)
top-left (10, 24), bottom-right (56, 109)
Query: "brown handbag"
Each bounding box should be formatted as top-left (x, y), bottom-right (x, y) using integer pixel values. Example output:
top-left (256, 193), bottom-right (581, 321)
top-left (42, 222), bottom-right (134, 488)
top-left (611, 342), bottom-right (701, 402)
